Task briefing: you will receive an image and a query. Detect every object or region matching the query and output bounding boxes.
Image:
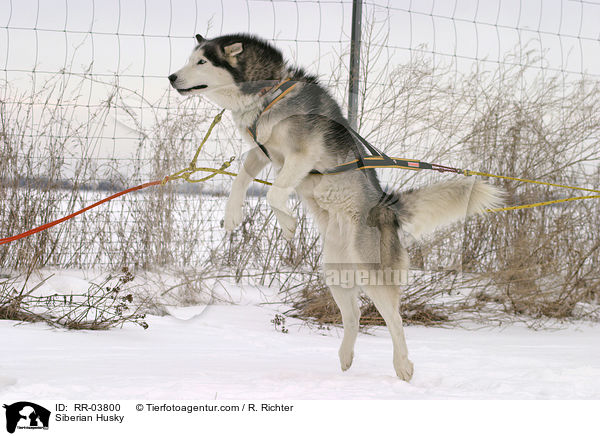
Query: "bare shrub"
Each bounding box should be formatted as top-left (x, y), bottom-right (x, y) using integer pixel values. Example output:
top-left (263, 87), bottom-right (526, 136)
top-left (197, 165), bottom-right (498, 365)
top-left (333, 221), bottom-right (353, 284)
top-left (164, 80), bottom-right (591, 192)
top-left (0, 267), bottom-right (148, 330)
top-left (449, 53), bottom-right (600, 321)
top-left (281, 49), bottom-right (600, 328)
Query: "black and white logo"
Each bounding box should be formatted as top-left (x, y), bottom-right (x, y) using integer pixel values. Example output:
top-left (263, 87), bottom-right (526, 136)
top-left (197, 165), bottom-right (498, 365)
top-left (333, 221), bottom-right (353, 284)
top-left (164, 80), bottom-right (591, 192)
top-left (3, 402), bottom-right (50, 434)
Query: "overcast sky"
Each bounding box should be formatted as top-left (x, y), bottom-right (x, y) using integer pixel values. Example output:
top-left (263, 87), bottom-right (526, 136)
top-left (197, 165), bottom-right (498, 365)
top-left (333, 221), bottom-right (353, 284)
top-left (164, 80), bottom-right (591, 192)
top-left (2, 0), bottom-right (599, 82)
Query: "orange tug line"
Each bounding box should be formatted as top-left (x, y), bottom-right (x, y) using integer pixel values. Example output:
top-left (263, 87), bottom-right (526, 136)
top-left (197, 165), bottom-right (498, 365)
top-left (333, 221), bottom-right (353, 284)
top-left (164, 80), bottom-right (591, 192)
top-left (0, 179), bottom-right (166, 246)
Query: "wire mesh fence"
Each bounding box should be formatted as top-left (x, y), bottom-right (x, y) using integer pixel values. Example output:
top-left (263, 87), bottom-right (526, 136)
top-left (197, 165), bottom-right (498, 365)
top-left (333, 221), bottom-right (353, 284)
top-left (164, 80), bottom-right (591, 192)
top-left (1, 0), bottom-right (600, 325)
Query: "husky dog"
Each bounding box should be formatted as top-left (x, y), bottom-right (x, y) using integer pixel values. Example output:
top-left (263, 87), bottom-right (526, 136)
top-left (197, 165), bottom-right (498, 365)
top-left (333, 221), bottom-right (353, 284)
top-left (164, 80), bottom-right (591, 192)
top-left (169, 33), bottom-right (503, 381)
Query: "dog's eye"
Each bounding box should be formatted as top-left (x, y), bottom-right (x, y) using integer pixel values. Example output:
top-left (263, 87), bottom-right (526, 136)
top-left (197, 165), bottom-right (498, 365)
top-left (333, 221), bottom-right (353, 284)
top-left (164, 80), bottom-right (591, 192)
top-left (197, 59), bottom-right (206, 65)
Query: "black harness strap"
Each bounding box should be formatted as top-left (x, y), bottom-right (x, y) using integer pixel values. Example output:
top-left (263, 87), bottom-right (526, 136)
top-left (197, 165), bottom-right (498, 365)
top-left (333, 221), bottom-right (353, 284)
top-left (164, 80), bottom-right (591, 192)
top-left (247, 79), bottom-right (299, 160)
top-left (309, 126), bottom-right (435, 175)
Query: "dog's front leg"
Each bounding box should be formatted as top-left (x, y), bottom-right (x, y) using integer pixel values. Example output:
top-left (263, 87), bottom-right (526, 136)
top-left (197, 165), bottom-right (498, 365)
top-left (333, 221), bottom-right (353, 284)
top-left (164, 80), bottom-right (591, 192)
top-left (266, 152), bottom-right (315, 240)
top-left (224, 147), bottom-right (269, 231)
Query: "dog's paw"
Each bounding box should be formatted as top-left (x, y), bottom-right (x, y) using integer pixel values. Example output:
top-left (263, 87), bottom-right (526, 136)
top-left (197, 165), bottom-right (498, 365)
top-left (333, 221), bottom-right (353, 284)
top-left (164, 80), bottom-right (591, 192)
top-left (223, 201), bottom-right (243, 231)
top-left (255, 124), bottom-right (273, 145)
top-left (338, 348), bottom-right (354, 371)
top-left (274, 210), bottom-right (297, 240)
top-left (394, 357), bottom-right (414, 382)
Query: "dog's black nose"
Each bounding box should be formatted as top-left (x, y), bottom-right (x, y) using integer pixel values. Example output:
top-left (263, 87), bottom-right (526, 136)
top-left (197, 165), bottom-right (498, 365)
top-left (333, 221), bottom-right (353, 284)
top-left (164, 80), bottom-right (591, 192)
top-left (168, 73), bottom-right (177, 83)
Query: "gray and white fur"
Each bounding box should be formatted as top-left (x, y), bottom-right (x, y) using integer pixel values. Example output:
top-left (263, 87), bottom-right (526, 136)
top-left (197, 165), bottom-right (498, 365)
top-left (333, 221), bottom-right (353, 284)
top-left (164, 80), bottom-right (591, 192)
top-left (169, 33), bottom-right (504, 381)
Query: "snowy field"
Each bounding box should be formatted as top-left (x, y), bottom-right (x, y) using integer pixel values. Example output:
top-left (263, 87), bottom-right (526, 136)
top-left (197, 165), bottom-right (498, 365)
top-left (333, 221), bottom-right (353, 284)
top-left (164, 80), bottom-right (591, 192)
top-left (2, 279), bottom-right (599, 401)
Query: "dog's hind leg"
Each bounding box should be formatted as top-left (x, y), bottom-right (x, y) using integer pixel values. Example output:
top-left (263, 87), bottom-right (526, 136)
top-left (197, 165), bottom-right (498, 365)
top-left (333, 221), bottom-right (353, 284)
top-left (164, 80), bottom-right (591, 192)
top-left (224, 147), bottom-right (269, 231)
top-left (322, 217), bottom-right (363, 372)
top-left (362, 284), bottom-right (414, 381)
top-left (329, 285), bottom-right (360, 371)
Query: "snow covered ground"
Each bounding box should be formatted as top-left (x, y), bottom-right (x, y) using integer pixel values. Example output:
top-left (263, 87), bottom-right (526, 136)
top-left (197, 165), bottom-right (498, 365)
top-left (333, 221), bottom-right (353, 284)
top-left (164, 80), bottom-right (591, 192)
top-left (2, 280), bottom-right (600, 400)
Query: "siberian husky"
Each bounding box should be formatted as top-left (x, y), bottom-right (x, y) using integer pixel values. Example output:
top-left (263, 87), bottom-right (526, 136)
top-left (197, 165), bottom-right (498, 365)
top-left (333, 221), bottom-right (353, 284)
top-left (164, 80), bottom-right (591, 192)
top-left (169, 33), bottom-right (503, 381)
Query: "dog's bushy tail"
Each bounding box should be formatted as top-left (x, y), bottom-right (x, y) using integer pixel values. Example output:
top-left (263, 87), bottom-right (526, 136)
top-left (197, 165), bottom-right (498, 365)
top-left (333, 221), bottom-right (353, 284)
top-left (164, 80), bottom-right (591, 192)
top-left (399, 178), bottom-right (505, 239)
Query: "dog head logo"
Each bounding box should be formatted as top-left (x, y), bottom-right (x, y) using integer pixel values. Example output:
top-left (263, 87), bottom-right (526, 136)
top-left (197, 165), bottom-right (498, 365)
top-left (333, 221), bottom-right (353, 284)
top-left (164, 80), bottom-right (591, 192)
top-left (3, 402), bottom-right (50, 434)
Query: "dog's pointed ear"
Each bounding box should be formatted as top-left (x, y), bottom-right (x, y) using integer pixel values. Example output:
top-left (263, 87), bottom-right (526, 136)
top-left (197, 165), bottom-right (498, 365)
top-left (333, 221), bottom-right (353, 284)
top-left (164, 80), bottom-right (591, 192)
top-left (224, 42), bottom-right (243, 57)
top-left (195, 34), bottom-right (205, 44)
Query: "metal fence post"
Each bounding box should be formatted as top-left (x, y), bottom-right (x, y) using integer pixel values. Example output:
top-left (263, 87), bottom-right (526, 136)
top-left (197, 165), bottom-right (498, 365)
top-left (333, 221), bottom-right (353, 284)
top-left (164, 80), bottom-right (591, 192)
top-left (348, 0), bottom-right (363, 130)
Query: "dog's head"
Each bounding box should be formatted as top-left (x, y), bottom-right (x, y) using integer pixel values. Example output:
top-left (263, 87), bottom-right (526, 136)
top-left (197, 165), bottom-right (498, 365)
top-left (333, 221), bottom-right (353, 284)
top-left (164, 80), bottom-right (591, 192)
top-left (168, 33), bottom-right (286, 103)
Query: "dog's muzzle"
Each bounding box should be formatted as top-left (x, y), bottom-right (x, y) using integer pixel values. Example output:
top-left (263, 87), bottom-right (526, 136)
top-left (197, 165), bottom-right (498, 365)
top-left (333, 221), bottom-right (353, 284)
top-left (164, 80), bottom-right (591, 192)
top-left (168, 74), bottom-right (208, 93)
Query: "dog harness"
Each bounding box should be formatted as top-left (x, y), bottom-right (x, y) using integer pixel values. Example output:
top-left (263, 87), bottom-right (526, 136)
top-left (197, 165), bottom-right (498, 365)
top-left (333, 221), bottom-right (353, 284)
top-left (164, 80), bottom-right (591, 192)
top-left (247, 78), bottom-right (298, 161)
top-left (248, 79), bottom-right (455, 176)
